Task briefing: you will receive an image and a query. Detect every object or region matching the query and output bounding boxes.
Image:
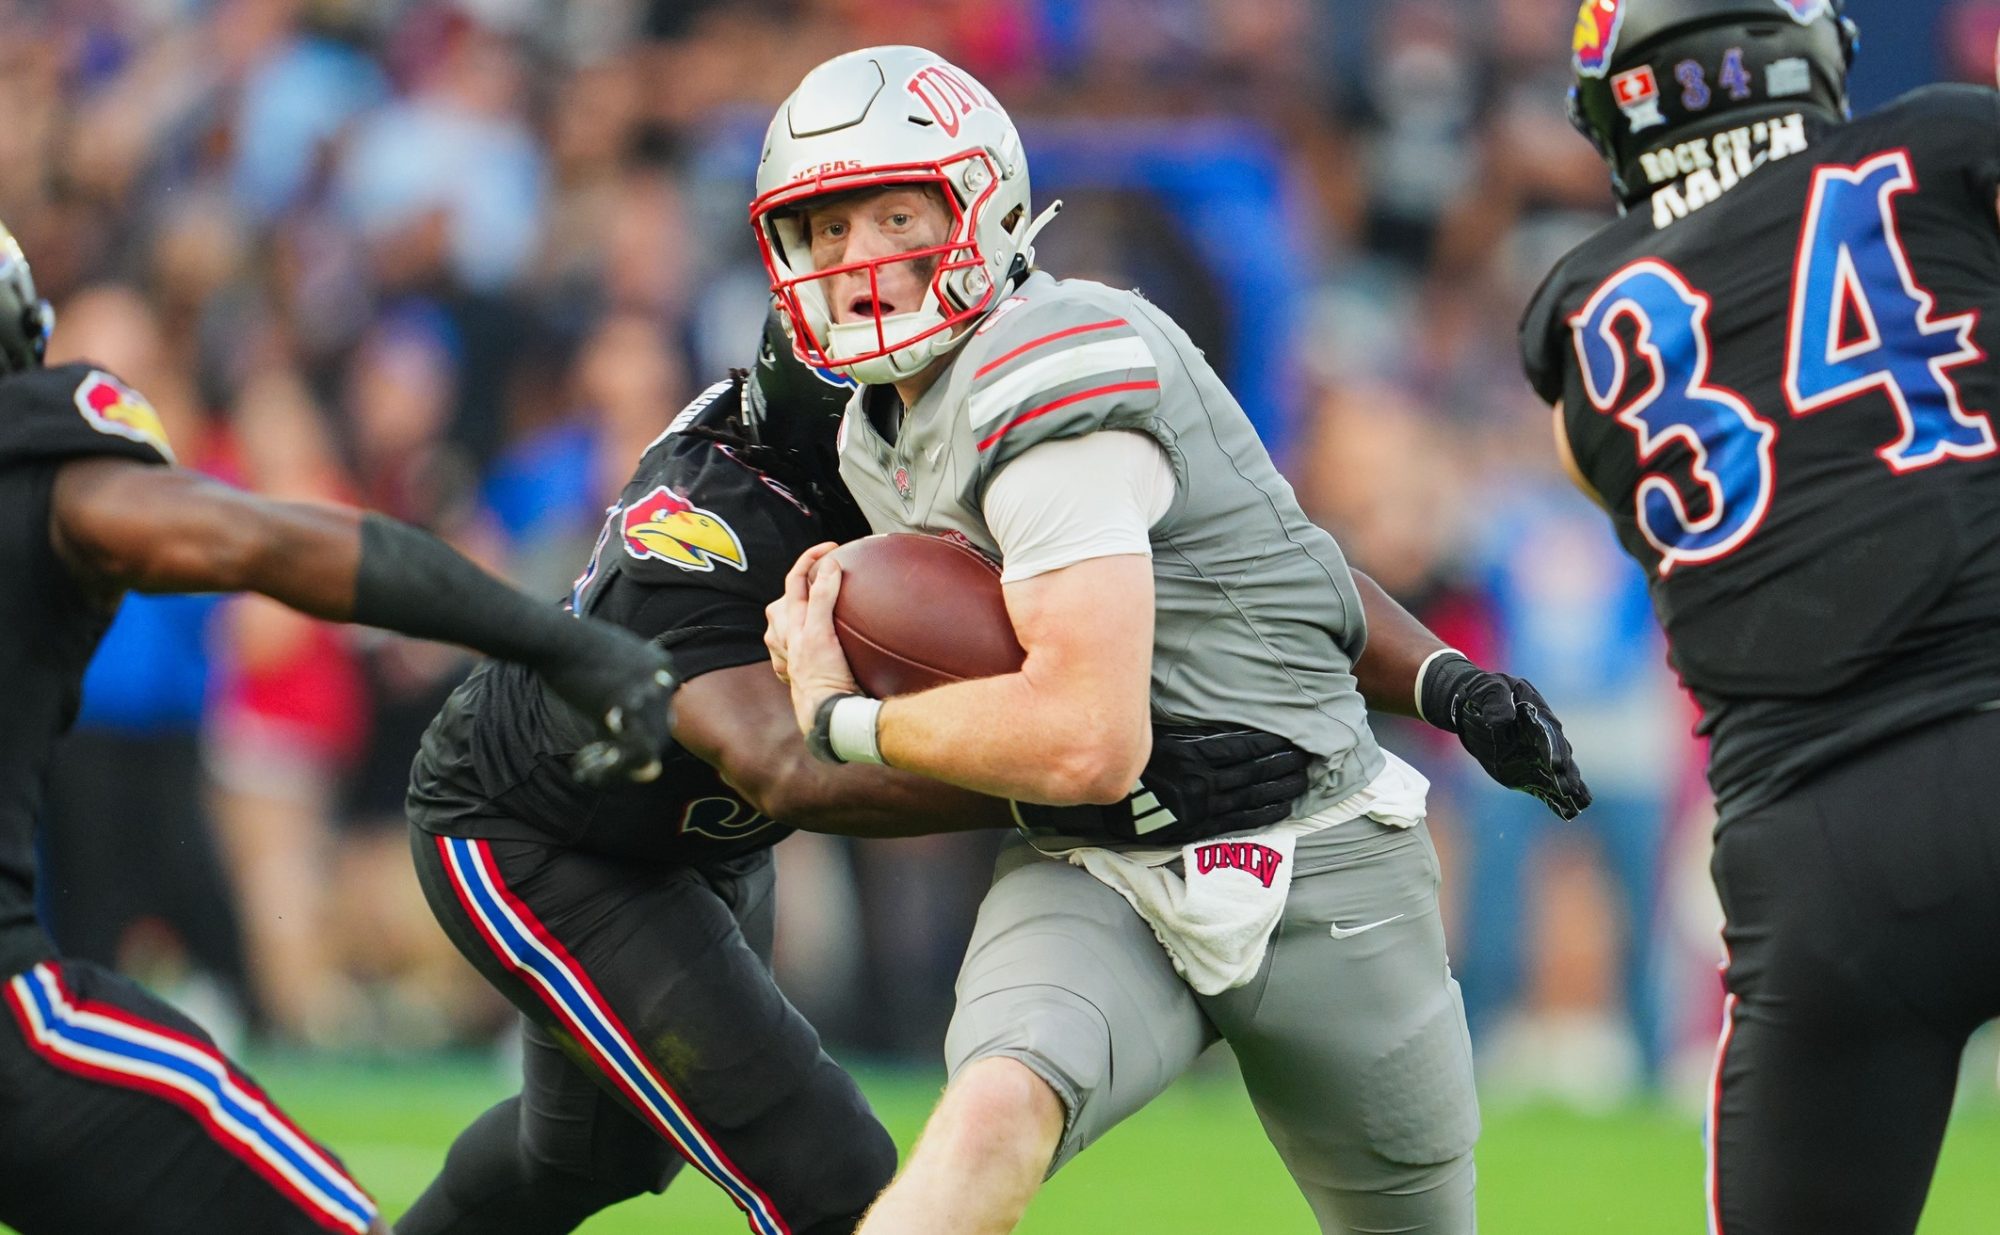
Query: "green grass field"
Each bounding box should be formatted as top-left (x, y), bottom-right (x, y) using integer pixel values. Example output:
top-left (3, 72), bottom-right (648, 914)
top-left (189, 1054), bottom-right (2000, 1234)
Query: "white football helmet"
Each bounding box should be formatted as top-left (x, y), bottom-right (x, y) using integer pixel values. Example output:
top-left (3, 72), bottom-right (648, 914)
top-left (751, 45), bottom-right (1058, 385)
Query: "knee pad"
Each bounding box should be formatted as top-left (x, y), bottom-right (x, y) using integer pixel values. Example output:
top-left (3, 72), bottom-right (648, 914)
top-left (1358, 988), bottom-right (1481, 1167)
top-left (513, 1096), bottom-right (680, 1198)
top-left (519, 1144), bottom-right (679, 1202)
top-left (770, 1069), bottom-right (897, 1227)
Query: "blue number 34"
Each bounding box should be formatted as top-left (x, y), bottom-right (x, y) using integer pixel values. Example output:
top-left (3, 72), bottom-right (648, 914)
top-left (1571, 150), bottom-right (1990, 576)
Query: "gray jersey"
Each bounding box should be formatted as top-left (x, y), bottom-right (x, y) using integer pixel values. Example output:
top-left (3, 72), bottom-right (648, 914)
top-left (838, 272), bottom-right (1384, 825)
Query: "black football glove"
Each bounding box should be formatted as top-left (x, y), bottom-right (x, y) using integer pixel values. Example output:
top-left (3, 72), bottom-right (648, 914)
top-left (537, 626), bottom-right (680, 788)
top-left (1014, 725), bottom-right (1311, 846)
top-left (1420, 653), bottom-right (1591, 820)
top-left (1136, 725), bottom-right (1312, 843)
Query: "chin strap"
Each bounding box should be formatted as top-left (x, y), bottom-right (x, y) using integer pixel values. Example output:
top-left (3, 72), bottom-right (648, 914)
top-left (1004, 199), bottom-right (1063, 287)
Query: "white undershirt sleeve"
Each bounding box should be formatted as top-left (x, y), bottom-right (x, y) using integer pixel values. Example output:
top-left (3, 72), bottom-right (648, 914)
top-left (982, 430), bottom-right (1177, 583)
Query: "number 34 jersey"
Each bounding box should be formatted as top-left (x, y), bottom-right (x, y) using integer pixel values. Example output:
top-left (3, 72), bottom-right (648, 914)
top-left (1520, 85), bottom-right (2000, 814)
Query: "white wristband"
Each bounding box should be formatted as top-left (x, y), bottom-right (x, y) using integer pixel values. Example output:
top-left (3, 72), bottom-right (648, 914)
top-left (1413, 647), bottom-right (1469, 725)
top-left (827, 696), bottom-right (886, 765)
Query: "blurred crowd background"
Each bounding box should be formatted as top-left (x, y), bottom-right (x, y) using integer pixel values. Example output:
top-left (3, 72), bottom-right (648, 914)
top-left (21, 0), bottom-right (1984, 1105)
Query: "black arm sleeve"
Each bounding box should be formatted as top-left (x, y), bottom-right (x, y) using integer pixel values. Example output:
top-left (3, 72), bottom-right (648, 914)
top-left (351, 513), bottom-right (636, 673)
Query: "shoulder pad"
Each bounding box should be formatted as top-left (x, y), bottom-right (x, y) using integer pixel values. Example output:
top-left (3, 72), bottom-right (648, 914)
top-left (0, 362), bottom-right (175, 470)
top-left (607, 379), bottom-right (763, 580)
top-left (631, 376), bottom-right (743, 464)
top-left (1518, 257), bottom-right (1575, 408)
top-left (603, 399), bottom-right (843, 592)
top-left (958, 282), bottom-right (1162, 474)
top-left (1885, 86), bottom-right (2000, 192)
top-left (1882, 83), bottom-right (2000, 131)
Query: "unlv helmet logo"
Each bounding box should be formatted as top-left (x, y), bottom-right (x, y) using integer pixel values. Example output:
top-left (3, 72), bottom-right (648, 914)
top-left (1572, 0), bottom-right (1626, 78)
top-left (904, 63), bottom-right (996, 139)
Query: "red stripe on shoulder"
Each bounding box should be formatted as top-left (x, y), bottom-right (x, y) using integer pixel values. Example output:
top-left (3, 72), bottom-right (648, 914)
top-left (975, 380), bottom-right (1161, 452)
top-left (973, 318), bottom-right (1130, 380)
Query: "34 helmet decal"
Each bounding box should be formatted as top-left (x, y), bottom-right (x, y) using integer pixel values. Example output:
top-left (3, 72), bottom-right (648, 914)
top-left (1573, 0), bottom-right (1627, 78)
top-left (73, 370), bottom-right (174, 462)
top-left (620, 485), bottom-right (747, 572)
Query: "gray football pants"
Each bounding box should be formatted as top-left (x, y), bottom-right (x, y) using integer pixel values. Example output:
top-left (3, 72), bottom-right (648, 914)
top-left (945, 817), bottom-right (1479, 1234)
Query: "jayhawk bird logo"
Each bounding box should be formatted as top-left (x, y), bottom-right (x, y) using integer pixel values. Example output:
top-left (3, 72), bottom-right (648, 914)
top-left (73, 370), bottom-right (175, 462)
top-left (1572, 0), bottom-right (1626, 77)
top-left (620, 485), bottom-right (747, 573)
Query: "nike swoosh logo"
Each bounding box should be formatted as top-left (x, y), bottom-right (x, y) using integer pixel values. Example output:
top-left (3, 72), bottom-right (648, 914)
top-left (1328, 914), bottom-right (1404, 940)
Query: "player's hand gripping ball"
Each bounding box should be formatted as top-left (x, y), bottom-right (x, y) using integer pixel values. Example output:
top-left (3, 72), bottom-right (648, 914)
top-left (823, 533), bottom-right (1025, 696)
top-left (767, 533), bottom-right (1026, 741)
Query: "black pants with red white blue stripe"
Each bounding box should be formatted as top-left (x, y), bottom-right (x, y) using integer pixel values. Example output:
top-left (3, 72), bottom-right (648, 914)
top-left (403, 827), bottom-right (894, 1235)
top-left (1707, 707), bottom-right (2000, 1235)
top-left (0, 955), bottom-right (378, 1235)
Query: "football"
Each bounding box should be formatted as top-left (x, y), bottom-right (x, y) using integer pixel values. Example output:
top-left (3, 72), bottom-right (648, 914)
top-left (825, 533), bottom-right (1026, 696)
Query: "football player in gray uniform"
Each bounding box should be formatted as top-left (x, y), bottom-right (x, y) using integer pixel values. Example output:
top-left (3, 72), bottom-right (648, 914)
top-left (757, 46), bottom-right (1589, 1235)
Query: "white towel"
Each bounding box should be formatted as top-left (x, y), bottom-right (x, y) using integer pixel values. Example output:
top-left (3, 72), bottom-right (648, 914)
top-left (1064, 752), bottom-right (1431, 995)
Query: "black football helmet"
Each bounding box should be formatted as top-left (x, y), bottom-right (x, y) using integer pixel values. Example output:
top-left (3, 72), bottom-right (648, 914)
top-left (744, 307), bottom-right (856, 437)
top-left (0, 221), bottom-right (52, 376)
top-left (1568, 0), bottom-right (1859, 204)
top-left (730, 307), bottom-right (866, 526)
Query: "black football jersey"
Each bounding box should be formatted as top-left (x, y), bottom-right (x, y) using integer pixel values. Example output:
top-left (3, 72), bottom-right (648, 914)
top-left (0, 363), bottom-right (175, 976)
top-left (1521, 86), bottom-right (2000, 814)
top-left (408, 375), bottom-right (868, 864)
